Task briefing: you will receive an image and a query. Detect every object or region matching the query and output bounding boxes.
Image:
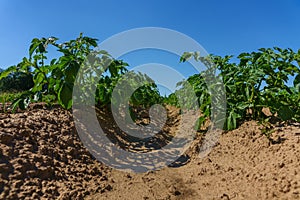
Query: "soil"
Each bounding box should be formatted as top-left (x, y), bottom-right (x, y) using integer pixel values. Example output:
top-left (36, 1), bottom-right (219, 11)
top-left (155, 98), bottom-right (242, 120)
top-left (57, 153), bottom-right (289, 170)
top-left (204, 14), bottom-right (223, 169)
top-left (0, 104), bottom-right (300, 200)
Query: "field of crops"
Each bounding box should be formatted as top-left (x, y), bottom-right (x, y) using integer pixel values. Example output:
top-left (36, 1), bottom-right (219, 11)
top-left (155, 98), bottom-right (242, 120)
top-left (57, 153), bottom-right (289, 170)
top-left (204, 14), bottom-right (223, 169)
top-left (0, 35), bottom-right (300, 199)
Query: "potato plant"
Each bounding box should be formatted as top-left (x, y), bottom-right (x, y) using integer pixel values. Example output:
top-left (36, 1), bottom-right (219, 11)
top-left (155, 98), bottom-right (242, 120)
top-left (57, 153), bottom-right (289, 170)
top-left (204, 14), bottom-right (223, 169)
top-left (1, 34), bottom-right (299, 132)
top-left (172, 47), bottom-right (300, 130)
top-left (0, 34), bottom-right (162, 111)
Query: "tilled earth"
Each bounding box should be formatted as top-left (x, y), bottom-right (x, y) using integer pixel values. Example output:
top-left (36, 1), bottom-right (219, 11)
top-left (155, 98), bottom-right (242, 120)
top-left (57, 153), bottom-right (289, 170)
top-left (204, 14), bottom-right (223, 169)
top-left (0, 105), bottom-right (112, 199)
top-left (0, 105), bottom-right (300, 200)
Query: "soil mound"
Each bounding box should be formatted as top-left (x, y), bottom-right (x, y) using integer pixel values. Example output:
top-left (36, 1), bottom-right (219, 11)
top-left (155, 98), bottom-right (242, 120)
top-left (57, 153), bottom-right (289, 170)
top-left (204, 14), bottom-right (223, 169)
top-left (0, 107), bottom-right (112, 200)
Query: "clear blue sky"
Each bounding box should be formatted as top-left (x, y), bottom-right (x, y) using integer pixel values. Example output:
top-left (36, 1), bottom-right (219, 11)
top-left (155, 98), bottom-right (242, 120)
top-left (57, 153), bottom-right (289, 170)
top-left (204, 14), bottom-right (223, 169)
top-left (1, 0), bottom-right (300, 70)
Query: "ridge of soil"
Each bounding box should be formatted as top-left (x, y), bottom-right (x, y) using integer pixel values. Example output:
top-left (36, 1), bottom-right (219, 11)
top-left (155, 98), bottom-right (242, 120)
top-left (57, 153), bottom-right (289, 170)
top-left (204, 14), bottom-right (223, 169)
top-left (0, 106), bottom-right (299, 199)
top-left (0, 107), bottom-right (112, 199)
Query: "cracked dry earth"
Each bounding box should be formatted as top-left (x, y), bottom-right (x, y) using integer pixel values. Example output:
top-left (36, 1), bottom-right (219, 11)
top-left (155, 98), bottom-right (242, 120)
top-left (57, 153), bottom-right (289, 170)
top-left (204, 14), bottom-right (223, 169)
top-left (0, 105), bottom-right (300, 200)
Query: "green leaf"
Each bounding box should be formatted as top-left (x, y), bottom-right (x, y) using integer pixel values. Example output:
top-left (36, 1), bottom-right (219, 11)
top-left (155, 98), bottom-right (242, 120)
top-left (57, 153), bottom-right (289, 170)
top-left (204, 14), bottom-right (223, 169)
top-left (278, 105), bottom-right (294, 121)
top-left (65, 61), bottom-right (80, 83)
top-left (108, 63), bottom-right (118, 77)
top-left (194, 116), bottom-right (206, 130)
top-left (10, 98), bottom-right (22, 112)
top-left (227, 110), bottom-right (240, 130)
top-left (0, 66), bottom-right (17, 80)
top-left (83, 36), bottom-right (98, 47)
top-left (58, 82), bottom-right (73, 109)
top-left (29, 38), bottom-right (40, 58)
top-left (38, 43), bottom-right (46, 53)
top-left (237, 102), bottom-right (250, 110)
top-left (33, 72), bottom-right (45, 87)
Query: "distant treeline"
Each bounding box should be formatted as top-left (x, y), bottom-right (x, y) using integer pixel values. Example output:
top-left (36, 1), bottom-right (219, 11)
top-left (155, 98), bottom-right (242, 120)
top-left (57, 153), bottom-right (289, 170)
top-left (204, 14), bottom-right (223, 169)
top-left (0, 68), bottom-right (33, 92)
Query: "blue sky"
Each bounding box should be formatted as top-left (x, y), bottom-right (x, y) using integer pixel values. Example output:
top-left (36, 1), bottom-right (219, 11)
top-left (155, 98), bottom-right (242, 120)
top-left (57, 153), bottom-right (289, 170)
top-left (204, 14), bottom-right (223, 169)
top-left (1, 0), bottom-right (300, 66)
top-left (0, 0), bottom-right (300, 91)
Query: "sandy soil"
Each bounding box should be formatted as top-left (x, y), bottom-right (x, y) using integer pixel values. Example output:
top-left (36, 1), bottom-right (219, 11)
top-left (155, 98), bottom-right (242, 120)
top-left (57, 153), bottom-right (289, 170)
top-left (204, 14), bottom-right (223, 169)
top-left (0, 105), bottom-right (300, 200)
top-left (88, 121), bottom-right (300, 200)
top-left (0, 105), bottom-right (112, 200)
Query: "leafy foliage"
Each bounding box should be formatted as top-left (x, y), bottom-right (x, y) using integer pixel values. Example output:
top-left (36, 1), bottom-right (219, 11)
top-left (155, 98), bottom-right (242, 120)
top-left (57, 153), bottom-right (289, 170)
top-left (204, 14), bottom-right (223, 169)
top-left (0, 68), bottom-right (33, 92)
top-left (0, 34), bottom-right (162, 111)
top-left (172, 48), bottom-right (300, 130)
top-left (2, 34), bottom-right (299, 134)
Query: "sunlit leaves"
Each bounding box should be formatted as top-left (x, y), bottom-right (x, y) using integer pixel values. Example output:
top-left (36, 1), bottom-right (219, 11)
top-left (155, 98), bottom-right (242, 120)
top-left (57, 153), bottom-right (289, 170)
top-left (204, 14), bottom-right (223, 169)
top-left (174, 47), bottom-right (300, 131)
